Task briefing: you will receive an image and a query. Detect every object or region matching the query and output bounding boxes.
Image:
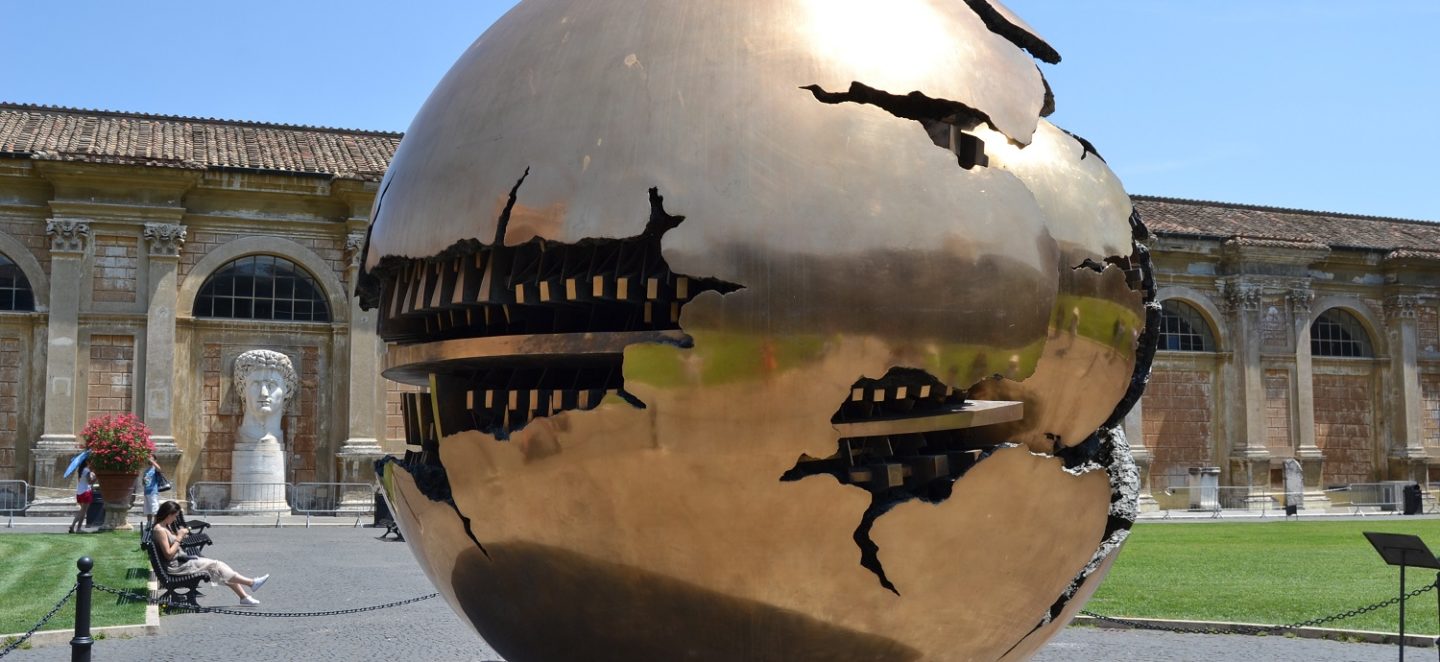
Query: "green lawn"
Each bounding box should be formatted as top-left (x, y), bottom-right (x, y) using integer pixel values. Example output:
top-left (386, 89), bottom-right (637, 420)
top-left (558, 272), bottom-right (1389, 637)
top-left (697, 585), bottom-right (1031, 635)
top-left (0, 531), bottom-right (149, 635)
top-left (1090, 520), bottom-right (1440, 634)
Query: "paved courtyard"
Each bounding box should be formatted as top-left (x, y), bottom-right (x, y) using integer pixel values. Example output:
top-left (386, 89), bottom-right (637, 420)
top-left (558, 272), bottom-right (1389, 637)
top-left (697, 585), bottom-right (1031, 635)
top-left (3, 525), bottom-right (1410, 661)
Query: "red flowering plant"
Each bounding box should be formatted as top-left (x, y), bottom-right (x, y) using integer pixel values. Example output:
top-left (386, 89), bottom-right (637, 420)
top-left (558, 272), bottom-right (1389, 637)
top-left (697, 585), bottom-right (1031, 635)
top-left (80, 413), bottom-right (155, 472)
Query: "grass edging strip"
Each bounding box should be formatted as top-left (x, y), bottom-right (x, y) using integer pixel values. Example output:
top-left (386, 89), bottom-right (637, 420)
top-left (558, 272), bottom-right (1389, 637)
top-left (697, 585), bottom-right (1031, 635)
top-left (1074, 615), bottom-right (1439, 648)
top-left (0, 578), bottom-right (159, 651)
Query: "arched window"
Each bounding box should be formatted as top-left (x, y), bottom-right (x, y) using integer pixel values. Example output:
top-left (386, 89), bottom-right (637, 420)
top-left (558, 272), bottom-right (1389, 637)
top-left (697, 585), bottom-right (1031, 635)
top-left (1158, 300), bottom-right (1215, 352)
top-left (1311, 309), bottom-right (1373, 358)
top-left (0, 254), bottom-right (35, 312)
top-left (194, 255), bottom-right (330, 322)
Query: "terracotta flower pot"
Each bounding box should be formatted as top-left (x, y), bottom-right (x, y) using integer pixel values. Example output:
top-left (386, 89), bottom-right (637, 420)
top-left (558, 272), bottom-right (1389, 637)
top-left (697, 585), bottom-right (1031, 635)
top-left (93, 469), bottom-right (139, 531)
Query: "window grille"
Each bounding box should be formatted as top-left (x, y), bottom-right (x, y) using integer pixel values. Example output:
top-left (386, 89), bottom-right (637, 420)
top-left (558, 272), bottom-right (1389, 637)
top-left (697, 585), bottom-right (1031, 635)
top-left (1310, 309), bottom-right (1373, 358)
top-left (0, 254), bottom-right (35, 312)
top-left (194, 255), bottom-right (330, 322)
top-left (1158, 300), bottom-right (1215, 352)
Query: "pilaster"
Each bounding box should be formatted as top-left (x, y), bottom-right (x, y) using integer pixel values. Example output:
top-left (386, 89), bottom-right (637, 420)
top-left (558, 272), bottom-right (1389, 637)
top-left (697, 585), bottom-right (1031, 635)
top-left (32, 219), bottom-right (88, 488)
top-left (142, 223), bottom-right (186, 458)
top-left (1384, 294), bottom-right (1425, 481)
top-left (1123, 402), bottom-right (1157, 512)
top-left (1288, 287), bottom-right (1328, 508)
top-left (339, 232), bottom-right (382, 485)
top-left (1220, 280), bottom-right (1269, 486)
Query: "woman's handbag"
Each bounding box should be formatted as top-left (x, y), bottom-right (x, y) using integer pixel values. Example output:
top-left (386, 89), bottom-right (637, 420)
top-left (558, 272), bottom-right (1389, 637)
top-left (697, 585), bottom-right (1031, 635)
top-left (154, 470), bottom-right (173, 493)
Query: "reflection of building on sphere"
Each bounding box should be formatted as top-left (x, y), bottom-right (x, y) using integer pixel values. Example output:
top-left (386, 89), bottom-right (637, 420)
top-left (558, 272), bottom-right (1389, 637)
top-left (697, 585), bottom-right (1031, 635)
top-left (362, 1), bottom-right (1155, 660)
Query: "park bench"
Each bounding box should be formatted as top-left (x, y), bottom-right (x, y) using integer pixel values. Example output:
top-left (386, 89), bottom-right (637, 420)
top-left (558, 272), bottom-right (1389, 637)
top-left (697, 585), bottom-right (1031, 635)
top-left (139, 519), bottom-right (213, 557)
top-left (142, 540), bottom-right (208, 607)
top-left (176, 514), bottom-right (214, 556)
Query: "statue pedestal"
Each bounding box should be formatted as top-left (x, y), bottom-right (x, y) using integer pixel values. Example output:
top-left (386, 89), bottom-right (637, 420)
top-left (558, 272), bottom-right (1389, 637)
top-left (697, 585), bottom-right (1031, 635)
top-left (337, 441), bottom-right (384, 515)
top-left (231, 438), bottom-right (289, 513)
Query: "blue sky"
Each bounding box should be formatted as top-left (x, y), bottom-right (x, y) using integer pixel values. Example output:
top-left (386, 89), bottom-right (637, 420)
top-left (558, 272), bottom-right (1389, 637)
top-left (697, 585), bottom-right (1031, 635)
top-left (2, 1), bottom-right (1435, 220)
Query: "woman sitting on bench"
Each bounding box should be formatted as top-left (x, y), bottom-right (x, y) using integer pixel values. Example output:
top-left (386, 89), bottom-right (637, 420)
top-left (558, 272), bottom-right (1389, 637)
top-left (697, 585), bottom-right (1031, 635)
top-left (152, 500), bottom-right (271, 605)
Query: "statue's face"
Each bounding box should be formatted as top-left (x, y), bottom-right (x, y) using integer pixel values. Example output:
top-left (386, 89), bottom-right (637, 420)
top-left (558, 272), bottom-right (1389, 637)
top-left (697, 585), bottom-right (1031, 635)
top-left (241, 367), bottom-right (287, 416)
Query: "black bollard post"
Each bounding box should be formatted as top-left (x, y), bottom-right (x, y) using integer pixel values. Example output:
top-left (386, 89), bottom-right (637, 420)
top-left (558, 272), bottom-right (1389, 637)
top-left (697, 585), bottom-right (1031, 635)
top-left (70, 556), bottom-right (93, 662)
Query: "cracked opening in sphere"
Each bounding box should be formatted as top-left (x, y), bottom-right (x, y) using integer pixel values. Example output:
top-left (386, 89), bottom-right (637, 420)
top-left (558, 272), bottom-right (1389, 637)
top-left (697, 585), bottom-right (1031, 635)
top-left (782, 367), bottom-right (1019, 593)
top-left (372, 182), bottom-right (741, 440)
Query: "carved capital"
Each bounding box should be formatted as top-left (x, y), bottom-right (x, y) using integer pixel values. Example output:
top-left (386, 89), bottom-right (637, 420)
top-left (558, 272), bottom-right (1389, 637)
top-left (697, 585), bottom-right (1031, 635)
top-left (1288, 289), bottom-right (1314, 316)
top-left (143, 223), bottom-right (188, 257)
top-left (1385, 295), bottom-right (1420, 320)
top-left (1220, 283), bottom-right (1262, 314)
top-left (45, 219), bottom-right (89, 253)
top-left (344, 232), bottom-right (366, 270)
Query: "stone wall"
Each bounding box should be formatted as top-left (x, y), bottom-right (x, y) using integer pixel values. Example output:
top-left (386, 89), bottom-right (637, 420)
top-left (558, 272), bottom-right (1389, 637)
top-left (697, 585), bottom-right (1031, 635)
top-left (179, 230), bottom-right (347, 291)
top-left (1424, 373), bottom-right (1440, 451)
top-left (1260, 299), bottom-right (1288, 353)
top-left (1420, 303), bottom-right (1438, 354)
top-left (1142, 367), bottom-right (1215, 486)
top-left (1264, 369), bottom-right (1292, 455)
top-left (0, 338), bottom-right (18, 479)
top-left (384, 379), bottom-right (423, 448)
top-left (92, 234), bottom-right (138, 303)
top-left (86, 334), bottom-right (135, 419)
top-left (0, 217), bottom-right (50, 278)
top-left (1313, 371), bottom-right (1375, 487)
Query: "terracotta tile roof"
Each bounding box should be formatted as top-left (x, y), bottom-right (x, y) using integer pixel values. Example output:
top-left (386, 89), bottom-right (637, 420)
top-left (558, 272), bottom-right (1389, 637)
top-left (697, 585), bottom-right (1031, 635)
top-left (1386, 248), bottom-right (1440, 262)
top-left (1134, 195), bottom-right (1440, 254)
top-left (3, 104), bottom-right (1436, 258)
top-left (0, 103), bottom-right (400, 180)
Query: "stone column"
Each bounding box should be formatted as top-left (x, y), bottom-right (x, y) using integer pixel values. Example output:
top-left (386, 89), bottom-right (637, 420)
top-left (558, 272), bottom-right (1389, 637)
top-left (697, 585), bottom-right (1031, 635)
top-left (337, 233), bottom-right (383, 502)
top-left (1288, 288), bottom-right (1328, 509)
top-left (32, 219), bottom-right (88, 489)
top-left (1385, 295), bottom-right (1425, 482)
top-left (1123, 401), bottom-right (1158, 512)
top-left (1222, 281), bottom-right (1269, 488)
top-left (141, 223), bottom-right (186, 472)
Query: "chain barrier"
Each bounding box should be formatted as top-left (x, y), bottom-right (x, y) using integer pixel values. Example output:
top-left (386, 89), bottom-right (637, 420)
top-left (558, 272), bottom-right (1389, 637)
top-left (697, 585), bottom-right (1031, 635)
top-left (0, 584), bottom-right (77, 659)
top-left (92, 583), bottom-right (439, 617)
top-left (1081, 581), bottom-right (1439, 636)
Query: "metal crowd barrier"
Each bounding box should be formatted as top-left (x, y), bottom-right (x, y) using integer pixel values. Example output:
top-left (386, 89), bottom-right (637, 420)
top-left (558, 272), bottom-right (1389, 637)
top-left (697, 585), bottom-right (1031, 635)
top-left (291, 482), bottom-right (375, 527)
top-left (1155, 486), bottom-right (1284, 519)
top-left (0, 479), bottom-right (29, 527)
top-left (1323, 481), bottom-right (1410, 516)
top-left (187, 481), bottom-right (293, 526)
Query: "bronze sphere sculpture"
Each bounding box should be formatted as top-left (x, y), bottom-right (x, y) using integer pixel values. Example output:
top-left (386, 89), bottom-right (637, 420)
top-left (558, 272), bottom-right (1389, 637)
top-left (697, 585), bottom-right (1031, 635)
top-left (360, 1), bottom-right (1157, 659)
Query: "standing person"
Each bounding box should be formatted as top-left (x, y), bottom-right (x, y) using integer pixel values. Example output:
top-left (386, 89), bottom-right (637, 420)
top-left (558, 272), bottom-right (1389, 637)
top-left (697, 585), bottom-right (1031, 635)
top-left (69, 458), bottom-right (95, 534)
top-left (151, 500), bottom-right (270, 605)
top-left (141, 457), bottom-right (162, 527)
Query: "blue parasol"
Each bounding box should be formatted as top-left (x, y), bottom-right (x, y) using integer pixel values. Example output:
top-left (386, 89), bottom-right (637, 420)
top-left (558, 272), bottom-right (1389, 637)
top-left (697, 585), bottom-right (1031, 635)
top-left (63, 450), bottom-right (89, 478)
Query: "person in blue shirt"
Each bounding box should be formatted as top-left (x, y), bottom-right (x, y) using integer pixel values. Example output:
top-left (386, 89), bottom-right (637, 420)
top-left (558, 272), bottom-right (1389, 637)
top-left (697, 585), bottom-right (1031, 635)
top-left (141, 457), bottom-right (162, 527)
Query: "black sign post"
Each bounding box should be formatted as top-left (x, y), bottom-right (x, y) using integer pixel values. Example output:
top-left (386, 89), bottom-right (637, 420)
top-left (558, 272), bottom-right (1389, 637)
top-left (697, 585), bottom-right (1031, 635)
top-left (1363, 532), bottom-right (1440, 662)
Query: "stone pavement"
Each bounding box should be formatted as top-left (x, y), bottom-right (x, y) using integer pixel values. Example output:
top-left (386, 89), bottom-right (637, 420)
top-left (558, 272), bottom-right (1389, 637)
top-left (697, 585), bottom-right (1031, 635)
top-left (1035, 627), bottom-right (1399, 661)
top-left (0, 523), bottom-right (1413, 661)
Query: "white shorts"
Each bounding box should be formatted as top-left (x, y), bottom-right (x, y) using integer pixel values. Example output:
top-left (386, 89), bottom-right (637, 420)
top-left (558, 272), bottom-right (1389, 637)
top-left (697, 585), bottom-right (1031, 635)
top-left (143, 492), bottom-right (159, 515)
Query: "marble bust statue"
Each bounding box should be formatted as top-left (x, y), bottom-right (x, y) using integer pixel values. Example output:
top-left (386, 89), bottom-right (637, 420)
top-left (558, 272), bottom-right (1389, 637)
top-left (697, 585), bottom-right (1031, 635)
top-left (229, 350), bottom-right (299, 511)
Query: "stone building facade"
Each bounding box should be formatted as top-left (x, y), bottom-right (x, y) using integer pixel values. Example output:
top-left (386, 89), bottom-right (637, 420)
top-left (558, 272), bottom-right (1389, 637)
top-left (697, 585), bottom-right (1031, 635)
top-left (1, 103), bottom-right (1438, 508)
top-left (0, 103), bottom-right (401, 493)
top-left (1127, 197), bottom-right (1440, 505)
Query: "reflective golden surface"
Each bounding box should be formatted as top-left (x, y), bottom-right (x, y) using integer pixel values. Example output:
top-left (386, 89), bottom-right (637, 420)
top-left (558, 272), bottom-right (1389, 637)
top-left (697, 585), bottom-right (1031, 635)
top-left (366, 0), bottom-right (1151, 659)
